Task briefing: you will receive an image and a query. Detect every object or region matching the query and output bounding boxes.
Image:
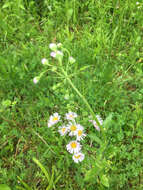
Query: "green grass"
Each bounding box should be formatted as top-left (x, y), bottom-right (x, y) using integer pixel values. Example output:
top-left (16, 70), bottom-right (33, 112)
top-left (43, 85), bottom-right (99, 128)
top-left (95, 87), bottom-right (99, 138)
top-left (0, 0), bottom-right (143, 189)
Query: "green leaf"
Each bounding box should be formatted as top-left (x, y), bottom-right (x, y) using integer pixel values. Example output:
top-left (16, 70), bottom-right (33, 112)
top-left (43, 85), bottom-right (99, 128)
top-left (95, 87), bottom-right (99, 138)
top-left (88, 133), bottom-right (102, 145)
top-left (2, 2), bottom-right (11, 9)
top-left (84, 167), bottom-right (99, 182)
top-left (103, 113), bottom-right (113, 129)
top-left (0, 184), bottom-right (11, 190)
top-left (17, 177), bottom-right (32, 190)
top-left (33, 157), bottom-right (50, 183)
top-left (66, 9), bottom-right (73, 21)
top-left (100, 175), bottom-right (109, 187)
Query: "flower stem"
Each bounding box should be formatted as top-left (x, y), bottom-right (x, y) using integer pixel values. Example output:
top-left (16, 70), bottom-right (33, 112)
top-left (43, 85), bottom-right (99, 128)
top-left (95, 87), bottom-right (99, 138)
top-left (60, 67), bottom-right (102, 129)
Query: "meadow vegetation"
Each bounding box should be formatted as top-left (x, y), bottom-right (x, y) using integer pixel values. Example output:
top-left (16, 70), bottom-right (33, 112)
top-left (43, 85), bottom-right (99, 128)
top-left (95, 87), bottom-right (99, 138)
top-left (0, 0), bottom-right (143, 189)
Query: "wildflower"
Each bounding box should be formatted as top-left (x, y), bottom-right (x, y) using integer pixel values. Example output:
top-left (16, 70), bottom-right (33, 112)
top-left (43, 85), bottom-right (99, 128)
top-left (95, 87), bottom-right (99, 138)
top-left (48, 113), bottom-right (60, 127)
top-left (33, 77), bottom-right (39, 84)
top-left (57, 43), bottom-right (62, 48)
top-left (136, 2), bottom-right (139, 5)
top-left (66, 141), bottom-right (81, 154)
top-left (75, 125), bottom-right (86, 141)
top-left (58, 126), bottom-right (68, 136)
top-left (68, 122), bottom-right (79, 136)
top-left (49, 43), bottom-right (57, 51)
top-left (65, 111), bottom-right (77, 121)
top-left (69, 56), bottom-right (75, 64)
top-left (72, 152), bottom-right (85, 163)
top-left (41, 58), bottom-right (48, 65)
top-left (56, 51), bottom-right (63, 60)
top-left (89, 115), bottom-right (103, 131)
top-left (50, 52), bottom-right (56, 58)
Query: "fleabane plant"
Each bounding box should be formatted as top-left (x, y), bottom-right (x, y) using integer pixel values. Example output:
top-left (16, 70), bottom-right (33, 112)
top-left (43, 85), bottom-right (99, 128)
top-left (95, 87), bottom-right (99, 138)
top-left (32, 42), bottom-right (106, 161)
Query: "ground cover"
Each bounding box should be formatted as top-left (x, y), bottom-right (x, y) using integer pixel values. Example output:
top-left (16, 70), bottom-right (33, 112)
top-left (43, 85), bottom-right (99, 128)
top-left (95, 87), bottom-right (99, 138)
top-left (0, 0), bottom-right (143, 189)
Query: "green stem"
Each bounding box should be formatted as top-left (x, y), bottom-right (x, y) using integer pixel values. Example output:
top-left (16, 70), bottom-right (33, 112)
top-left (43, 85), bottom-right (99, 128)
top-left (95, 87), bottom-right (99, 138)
top-left (60, 66), bottom-right (102, 129)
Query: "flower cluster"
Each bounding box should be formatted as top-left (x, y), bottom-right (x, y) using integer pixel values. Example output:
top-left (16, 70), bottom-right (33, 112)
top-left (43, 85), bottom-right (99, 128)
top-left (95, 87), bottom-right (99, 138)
top-left (49, 43), bottom-right (63, 60)
top-left (47, 111), bottom-right (86, 163)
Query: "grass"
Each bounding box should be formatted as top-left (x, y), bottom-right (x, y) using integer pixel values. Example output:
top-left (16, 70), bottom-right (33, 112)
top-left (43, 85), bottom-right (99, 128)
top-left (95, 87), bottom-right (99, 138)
top-left (0, 0), bottom-right (143, 189)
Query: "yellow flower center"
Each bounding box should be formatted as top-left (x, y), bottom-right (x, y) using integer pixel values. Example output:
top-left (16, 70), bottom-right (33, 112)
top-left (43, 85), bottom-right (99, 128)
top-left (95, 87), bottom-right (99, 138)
top-left (52, 117), bottom-right (58, 122)
top-left (74, 155), bottom-right (81, 159)
top-left (70, 125), bottom-right (77, 131)
top-left (62, 128), bottom-right (66, 133)
top-left (78, 130), bottom-right (82, 136)
top-left (69, 114), bottom-right (73, 118)
top-left (71, 142), bottom-right (77, 149)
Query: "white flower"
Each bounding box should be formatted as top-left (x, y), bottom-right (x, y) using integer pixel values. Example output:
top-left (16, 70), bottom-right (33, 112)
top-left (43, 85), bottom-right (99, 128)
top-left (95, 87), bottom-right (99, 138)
top-left (69, 56), bottom-right (75, 64)
top-left (50, 51), bottom-right (63, 60)
top-left (58, 126), bottom-right (68, 136)
top-left (41, 58), bottom-right (48, 65)
top-left (65, 111), bottom-right (77, 121)
top-left (33, 77), bottom-right (39, 84)
top-left (49, 43), bottom-right (57, 51)
top-left (66, 141), bottom-right (81, 154)
top-left (50, 52), bottom-right (56, 58)
top-left (48, 113), bottom-right (60, 127)
top-left (136, 2), bottom-right (139, 5)
top-left (89, 115), bottom-right (103, 131)
top-left (68, 122), bottom-right (79, 136)
top-left (56, 51), bottom-right (63, 59)
top-left (75, 125), bottom-right (86, 141)
top-left (72, 152), bottom-right (85, 163)
top-left (57, 43), bottom-right (62, 48)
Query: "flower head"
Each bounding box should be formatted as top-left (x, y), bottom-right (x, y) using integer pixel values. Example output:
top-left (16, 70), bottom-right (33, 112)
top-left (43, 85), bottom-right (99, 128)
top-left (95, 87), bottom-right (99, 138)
top-left (57, 43), bottom-right (62, 48)
top-left (89, 115), bottom-right (103, 131)
top-left (56, 51), bottom-right (63, 60)
top-left (49, 43), bottom-right (57, 51)
top-left (48, 113), bottom-right (60, 127)
top-left (41, 58), bottom-right (48, 65)
top-left (75, 125), bottom-right (86, 141)
top-left (68, 122), bottom-right (79, 136)
top-left (33, 77), bottom-right (39, 84)
top-left (50, 52), bottom-right (56, 58)
top-left (66, 141), bottom-right (81, 154)
top-left (69, 56), bottom-right (76, 64)
top-left (58, 125), bottom-right (68, 136)
top-left (65, 111), bottom-right (77, 121)
top-left (72, 152), bottom-right (85, 163)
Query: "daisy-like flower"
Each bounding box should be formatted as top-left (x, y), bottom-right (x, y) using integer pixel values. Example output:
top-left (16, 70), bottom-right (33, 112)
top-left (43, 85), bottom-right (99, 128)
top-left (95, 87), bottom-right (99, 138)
top-left (41, 58), bottom-right (48, 65)
top-left (57, 43), bottom-right (62, 48)
top-left (49, 43), bottom-right (57, 51)
top-left (89, 115), bottom-right (103, 131)
top-left (33, 77), bottom-right (39, 84)
top-left (48, 113), bottom-right (60, 127)
top-left (75, 125), bottom-right (86, 141)
top-left (72, 152), bottom-right (85, 163)
top-left (50, 52), bottom-right (56, 58)
top-left (66, 141), bottom-right (81, 154)
top-left (58, 125), bottom-right (68, 136)
top-left (56, 51), bottom-right (63, 59)
top-left (65, 111), bottom-right (77, 121)
top-left (68, 122), bottom-right (79, 136)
